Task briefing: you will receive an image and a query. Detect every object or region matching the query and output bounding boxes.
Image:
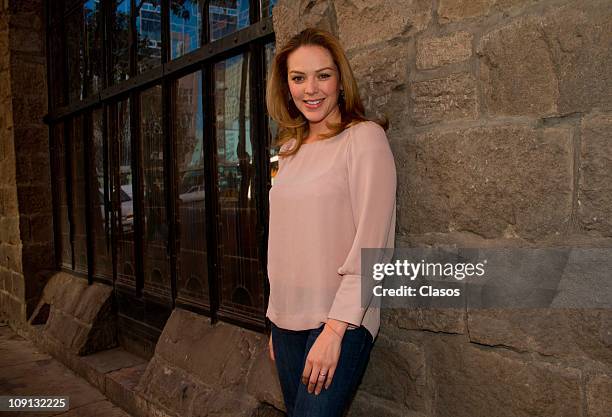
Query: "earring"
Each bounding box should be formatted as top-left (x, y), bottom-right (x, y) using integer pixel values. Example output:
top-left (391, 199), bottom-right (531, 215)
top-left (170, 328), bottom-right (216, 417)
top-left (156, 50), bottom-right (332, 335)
top-left (339, 90), bottom-right (345, 100)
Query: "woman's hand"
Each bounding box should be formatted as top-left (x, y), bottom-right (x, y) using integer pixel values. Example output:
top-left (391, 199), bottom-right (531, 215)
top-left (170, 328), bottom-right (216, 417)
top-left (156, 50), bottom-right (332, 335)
top-left (268, 333), bottom-right (275, 361)
top-left (301, 320), bottom-right (348, 395)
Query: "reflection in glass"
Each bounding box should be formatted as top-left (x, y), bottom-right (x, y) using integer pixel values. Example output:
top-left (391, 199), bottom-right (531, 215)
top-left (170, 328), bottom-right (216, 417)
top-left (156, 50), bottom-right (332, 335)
top-left (115, 98), bottom-right (136, 286)
top-left (214, 53), bottom-right (265, 317)
top-left (66, 8), bottom-right (85, 102)
top-left (209, 0), bottom-right (250, 42)
top-left (53, 123), bottom-right (72, 269)
top-left (175, 72), bottom-right (208, 306)
top-left (84, 0), bottom-right (104, 94)
top-left (141, 85), bottom-right (171, 298)
top-left (91, 108), bottom-right (113, 281)
top-left (261, 0), bottom-right (277, 18)
top-left (71, 115), bottom-right (88, 273)
top-left (264, 42), bottom-right (279, 184)
top-left (136, 0), bottom-right (162, 73)
top-left (171, 0), bottom-right (202, 59)
top-left (111, 0), bottom-right (131, 84)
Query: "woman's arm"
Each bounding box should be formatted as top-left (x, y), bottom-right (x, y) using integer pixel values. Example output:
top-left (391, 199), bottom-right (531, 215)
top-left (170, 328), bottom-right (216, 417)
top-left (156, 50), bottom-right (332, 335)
top-left (301, 121), bottom-right (397, 395)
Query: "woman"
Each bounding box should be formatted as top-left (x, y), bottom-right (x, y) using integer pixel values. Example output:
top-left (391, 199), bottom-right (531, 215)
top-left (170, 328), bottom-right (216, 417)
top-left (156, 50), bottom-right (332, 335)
top-left (265, 27), bottom-right (396, 417)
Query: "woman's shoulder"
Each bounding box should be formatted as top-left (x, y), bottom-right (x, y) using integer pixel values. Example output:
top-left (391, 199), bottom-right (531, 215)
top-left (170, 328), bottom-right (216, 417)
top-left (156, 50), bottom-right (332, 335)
top-left (346, 120), bottom-right (389, 150)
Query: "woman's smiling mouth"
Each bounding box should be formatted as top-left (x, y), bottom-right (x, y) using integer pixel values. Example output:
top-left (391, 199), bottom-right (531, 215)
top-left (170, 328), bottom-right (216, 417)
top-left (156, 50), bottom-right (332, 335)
top-left (304, 98), bottom-right (325, 109)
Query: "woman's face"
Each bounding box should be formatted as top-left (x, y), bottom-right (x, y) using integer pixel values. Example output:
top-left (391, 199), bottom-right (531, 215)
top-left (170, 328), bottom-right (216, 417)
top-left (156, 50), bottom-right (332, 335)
top-left (286, 45), bottom-right (342, 129)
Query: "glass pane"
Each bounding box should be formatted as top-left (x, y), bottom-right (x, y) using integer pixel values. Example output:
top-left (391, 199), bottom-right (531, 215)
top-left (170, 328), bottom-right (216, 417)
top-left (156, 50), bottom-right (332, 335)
top-left (214, 53), bottom-right (265, 318)
top-left (175, 71), bottom-right (208, 306)
top-left (141, 85), bottom-right (171, 299)
top-left (261, 0), bottom-right (277, 18)
top-left (53, 123), bottom-right (72, 269)
top-left (116, 98), bottom-right (136, 286)
top-left (264, 42), bottom-right (279, 184)
top-left (209, 0), bottom-right (250, 43)
top-left (71, 115), bottom-right (88, 273)
top-left (111, 0), bottom-right (131, 84)
top-left (136, 0), bottom-right (162, 73)
top-left (170, 0), bottom-right (202, 59)
top-left (84, 0), bottom-right (104, 94)
top-left (90, 108), bottom-right (113, 280)
top-left (66, 8), bottom-right (85, 102)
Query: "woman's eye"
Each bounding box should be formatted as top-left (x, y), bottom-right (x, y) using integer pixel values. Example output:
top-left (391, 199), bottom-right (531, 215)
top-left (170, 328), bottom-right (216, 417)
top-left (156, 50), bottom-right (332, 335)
top-left (319, 73), bottom-right (330, 79)
top-left (291, 76), bottom-right (303, 82)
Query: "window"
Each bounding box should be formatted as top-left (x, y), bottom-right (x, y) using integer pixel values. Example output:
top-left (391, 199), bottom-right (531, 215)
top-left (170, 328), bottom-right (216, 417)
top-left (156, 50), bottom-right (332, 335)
top-left (46, 0), bottom-right (276, 337)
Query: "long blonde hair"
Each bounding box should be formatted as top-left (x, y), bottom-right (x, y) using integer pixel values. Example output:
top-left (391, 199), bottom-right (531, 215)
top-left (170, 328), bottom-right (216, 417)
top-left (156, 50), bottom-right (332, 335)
top-left (266, 27), bottom-right (388, 156)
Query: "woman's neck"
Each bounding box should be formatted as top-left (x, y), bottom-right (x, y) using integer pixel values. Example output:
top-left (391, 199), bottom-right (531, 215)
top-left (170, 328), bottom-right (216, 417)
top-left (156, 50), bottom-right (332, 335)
top-left (304, 107), bottom-right (341, 144)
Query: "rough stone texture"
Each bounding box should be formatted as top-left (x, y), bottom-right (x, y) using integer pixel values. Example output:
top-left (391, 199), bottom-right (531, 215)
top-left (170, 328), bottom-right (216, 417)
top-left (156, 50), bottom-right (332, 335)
top-left (400, 124), bottom-right (573, 238)
top-left (467, 309), bottom-right (612, 365)
top-left (586, 374), bottom-right (612, 417)
top-left (335, 0), bottom-right (431, 51)
top-left (429, 336), bottom-right (583, 417)
top-left (29, 272), bottom-right (117, 356)
top-left (410, 73), bottom-right (478, 125)
top-left (578, 113), bottom-right (612, 236)
top-left (416, 31), bottom-right (473, 69)
top-left (393, 308), bottom-right (466, 334)
top-left (139, 308), bottom-right (284, 417)
top-left (479, 2), bottom-right (612, 117)
top-left (359, 333), bottom-right (428, 414)
top-left (478, 15), bottom-right (559, 117)
top-left (349, 41), bottom-right (411, 118)
top-left (272, 0), bottom-right (335, 48)
top-left (542, 1), bottom-right (612, 114)
top-left (438, 0), bottom-right (495, 23)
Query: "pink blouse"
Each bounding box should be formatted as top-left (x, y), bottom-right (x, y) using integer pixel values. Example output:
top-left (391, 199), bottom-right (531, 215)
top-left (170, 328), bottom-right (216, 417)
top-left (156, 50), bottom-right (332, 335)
top-left (266, 121), bottom-right (397, 338)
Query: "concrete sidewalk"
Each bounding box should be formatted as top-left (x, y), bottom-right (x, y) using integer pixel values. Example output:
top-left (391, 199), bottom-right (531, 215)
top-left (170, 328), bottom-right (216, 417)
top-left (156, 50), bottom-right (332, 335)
top-left (0, 324), bottom-right (132, 417)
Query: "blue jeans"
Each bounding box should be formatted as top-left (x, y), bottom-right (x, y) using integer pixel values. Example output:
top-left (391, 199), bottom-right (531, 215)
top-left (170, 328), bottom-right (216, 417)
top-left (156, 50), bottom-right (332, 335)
top-left (271, 322), bottom-right (374, 417)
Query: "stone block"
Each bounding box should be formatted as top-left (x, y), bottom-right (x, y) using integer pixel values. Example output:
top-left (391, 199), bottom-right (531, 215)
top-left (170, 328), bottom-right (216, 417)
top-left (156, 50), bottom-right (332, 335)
top-left (17, 184), bottom-right (52, 214)
top-left (399, 124), bottom-right (573, 239)
top-left (359, 333), bottom-right (427, 412)
top-left (348, 391), bottom-right (424, 417)
top-left (8, 25), bottom-right (42, 53)
top-left (587, 374), bottom-right (612, 417)
top-left (14, 126), bottom-right (48, 155)
top-left (429, 336), bottom-right (582, 417)
top-left (0, 242), bottom-right (22, 273)
top-left (0, 215), bottom-right (20, 244)
top-left (10, 270), bottom-right (22, 299)
top-left (12, 95), bottom-right (46, 125)
top-left (349, 41), bottom-right (411, 114)
top-left (138, 355), bottom-right (201, 417)
top-left (245, 341), bottom-right (284, 411)
top-left (394, 307), bottom-right (466, 334)
top-left (541, 1), bottom-right (612, 114)
top-left (191, 386), bottom-right (260, 417)
top-left (22, 242), bottom-right (55, 274)
top-left (0, 186), bottom-right (18, 215)
top-left (27, 214), bottom-right (53, 243)
top-left (73, 283), bottom-right (113, 324)
top-left (478, 16), bottom-right (558, 117)
top-left (410, 72), bottom-right (478, 125)
top-left (467, 309), bottom-right (612, 366)
top-left (336, 0), bottom-right (431, 51)
top-left (154, 308), bottom-right (261, 388)
top-left (272, 0), bottom-right (334, 49)
top-left (578, 113), bottom-right (612, 236)
top-left (416, 31), bottom-right (472, 69)
top-left (438, 0), bottom-right (495, 23)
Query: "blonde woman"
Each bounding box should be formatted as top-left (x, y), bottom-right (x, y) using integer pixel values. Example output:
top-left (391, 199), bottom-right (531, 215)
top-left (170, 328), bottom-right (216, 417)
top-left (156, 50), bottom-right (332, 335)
top-left (266, 27), bottom-right (396, 417)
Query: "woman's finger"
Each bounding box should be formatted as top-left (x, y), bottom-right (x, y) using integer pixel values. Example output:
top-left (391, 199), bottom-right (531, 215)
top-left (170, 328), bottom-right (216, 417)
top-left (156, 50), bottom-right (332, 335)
top-left (314, 370), bottom-right (328, 395)
top-left (307, 363), bottom-right (321, 394)
top-left (301, 359), bottom-right (313, 386)
top-left (324, 366), bottom-right (336, 389)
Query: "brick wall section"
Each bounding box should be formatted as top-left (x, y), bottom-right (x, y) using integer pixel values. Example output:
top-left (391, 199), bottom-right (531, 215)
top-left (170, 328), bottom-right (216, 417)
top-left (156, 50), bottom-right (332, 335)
top-left (274, 1), bottom-right (612, 416)
top-left (0, 0), bottom-right (53, 327)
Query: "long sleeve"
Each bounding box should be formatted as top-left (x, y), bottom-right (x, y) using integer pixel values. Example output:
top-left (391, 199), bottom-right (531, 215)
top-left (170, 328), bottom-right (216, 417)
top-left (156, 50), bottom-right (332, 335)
top-left (327, 121), bottom-right (397, 327)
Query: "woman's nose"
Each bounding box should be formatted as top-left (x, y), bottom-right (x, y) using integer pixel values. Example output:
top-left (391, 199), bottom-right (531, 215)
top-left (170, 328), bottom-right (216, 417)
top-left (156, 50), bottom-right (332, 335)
top-left (304, 77), bottom-right (318, 95)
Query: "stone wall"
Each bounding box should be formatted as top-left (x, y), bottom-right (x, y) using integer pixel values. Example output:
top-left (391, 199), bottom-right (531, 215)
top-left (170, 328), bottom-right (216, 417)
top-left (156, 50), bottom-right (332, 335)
top-left (274, 1), bottom-right (612, 416)
top-left (0, 0), bottom-right (53, 328)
